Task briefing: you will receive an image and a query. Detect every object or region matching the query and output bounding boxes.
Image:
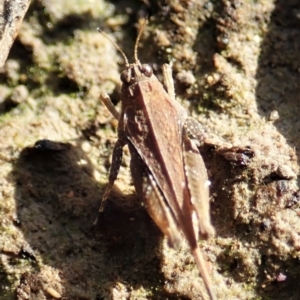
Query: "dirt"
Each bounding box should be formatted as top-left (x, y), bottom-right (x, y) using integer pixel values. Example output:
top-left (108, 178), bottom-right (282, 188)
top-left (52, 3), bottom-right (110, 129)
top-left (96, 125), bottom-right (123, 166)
top-left (0, 0), bottom-right (300, 299)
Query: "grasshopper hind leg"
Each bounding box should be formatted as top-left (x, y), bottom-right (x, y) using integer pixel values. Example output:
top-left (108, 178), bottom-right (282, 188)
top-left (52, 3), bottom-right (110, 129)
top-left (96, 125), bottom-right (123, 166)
top-left (192, 247), bottom-right (217, 300)
top-left (182, 119), bottom-right (217, 300)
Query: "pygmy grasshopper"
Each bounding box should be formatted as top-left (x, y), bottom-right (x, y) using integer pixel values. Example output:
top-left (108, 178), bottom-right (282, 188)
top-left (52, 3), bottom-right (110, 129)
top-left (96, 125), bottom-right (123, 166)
top-left (98, 23), bottom-right (216, 300)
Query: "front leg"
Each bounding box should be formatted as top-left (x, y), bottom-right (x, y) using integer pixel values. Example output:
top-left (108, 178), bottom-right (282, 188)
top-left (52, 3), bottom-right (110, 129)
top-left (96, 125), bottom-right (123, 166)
top-left (162, 64), bottom-right (175, 101)
top-left (100, 93), bottom-right (120, 120)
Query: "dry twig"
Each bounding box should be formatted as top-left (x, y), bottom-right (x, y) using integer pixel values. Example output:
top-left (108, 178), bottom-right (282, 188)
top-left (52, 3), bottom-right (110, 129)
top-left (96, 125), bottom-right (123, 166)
top-left (0, 0), bottom-right (30, 68)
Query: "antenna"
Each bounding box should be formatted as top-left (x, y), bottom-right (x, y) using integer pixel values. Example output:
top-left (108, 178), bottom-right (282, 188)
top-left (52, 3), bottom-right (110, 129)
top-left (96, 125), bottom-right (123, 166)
top-left (134, 18), bottom-right (147, 63)
top-left (97, 27), bottom-right (129, 67)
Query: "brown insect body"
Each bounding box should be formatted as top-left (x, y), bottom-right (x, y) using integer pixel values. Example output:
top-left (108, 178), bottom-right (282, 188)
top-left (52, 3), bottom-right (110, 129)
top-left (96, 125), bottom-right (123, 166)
top-left (99, 26), bottom-right (216, 300)
top-left (120, 65), bottom-right (210, 246)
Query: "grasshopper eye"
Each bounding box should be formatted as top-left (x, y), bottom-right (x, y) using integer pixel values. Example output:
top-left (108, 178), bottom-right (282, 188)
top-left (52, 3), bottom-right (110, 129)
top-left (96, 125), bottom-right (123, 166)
top-left (120, 70), bottom-right (131, 84)
top-left (141, 64), bottom-right (153, 77)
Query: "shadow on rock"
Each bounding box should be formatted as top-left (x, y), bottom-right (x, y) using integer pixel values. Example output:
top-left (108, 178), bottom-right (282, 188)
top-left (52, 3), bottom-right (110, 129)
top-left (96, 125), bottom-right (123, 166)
top-left (12, 139), bottom-right (166, 299)
top-left (256, 0), bottom-right (300, 161)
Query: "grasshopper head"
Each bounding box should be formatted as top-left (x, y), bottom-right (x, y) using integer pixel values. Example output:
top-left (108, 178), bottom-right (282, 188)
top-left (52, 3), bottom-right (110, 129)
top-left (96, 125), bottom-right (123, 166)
top-left (120, 63), bottom-right (154, 86)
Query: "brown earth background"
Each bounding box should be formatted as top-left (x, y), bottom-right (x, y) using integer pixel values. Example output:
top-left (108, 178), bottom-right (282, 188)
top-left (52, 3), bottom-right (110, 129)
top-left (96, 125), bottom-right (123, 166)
top-left (0, 0), bottom-right (300, 299)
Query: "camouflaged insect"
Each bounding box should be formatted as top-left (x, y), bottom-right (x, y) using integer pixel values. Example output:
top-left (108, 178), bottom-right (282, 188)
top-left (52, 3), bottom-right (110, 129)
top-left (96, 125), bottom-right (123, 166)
top-left (98, 24), bottom-right (217, 300)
